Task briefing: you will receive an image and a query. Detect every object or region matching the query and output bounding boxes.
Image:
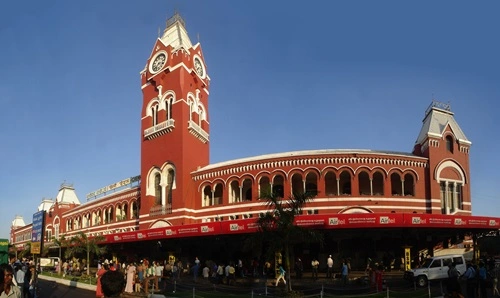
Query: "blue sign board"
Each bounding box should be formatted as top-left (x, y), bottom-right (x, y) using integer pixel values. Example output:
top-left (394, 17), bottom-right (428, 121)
top-left (31, 211), bottom-right (45, 242)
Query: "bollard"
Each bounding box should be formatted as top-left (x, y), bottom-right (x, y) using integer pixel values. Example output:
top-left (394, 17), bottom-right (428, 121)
top-left (265, 284), bottom-right (268, 296)
top-left (192, 287), bottom-right (195, 298)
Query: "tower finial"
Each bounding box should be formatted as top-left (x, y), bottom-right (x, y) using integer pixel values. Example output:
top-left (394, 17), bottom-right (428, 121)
top-left (197, 33), bottom-right (200, 43)
top-left (158, 26), bottom-right (161, 38)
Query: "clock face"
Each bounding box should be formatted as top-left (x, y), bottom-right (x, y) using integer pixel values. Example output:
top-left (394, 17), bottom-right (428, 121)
top-left (150, 53), bottom-right (166, 73)
top-left (194, 57), bottom-right (204, 77)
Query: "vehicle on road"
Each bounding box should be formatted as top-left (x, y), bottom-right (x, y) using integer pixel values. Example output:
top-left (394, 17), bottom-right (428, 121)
top-left (404, 254), bottom-right (466, 287)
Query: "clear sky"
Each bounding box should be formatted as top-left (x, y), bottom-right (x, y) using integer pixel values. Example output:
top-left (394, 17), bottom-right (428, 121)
top-left (1, 1), bottom-right (499, 239)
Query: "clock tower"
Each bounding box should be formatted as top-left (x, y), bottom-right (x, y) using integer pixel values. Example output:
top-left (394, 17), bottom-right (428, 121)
top-left (139, 13), bottom-right (210, 229)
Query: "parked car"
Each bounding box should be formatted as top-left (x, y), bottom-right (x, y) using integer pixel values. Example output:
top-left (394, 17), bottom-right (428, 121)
top-left (404, 254), bottom-right (466, 287)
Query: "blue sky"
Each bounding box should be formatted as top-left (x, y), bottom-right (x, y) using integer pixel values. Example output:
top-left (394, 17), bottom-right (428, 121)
top-left (1, 1), bottom-right (499, 239)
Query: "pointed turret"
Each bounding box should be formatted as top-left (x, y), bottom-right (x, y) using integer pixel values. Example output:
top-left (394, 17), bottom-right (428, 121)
top-left (160, 12), bottom-right (193, 51)
top-left (55, 183), bottom-right (81, 205)
top-left (414, 101), bottom-right (472, 215)
top-left (413, 101), bottom-right (471, 156)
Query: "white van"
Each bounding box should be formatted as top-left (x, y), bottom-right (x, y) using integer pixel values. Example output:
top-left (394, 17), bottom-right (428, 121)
top-left (404, 254), bottom-right (466, 287)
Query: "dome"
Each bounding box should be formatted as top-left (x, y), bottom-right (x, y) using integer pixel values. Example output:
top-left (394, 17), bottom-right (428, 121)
top-left (11, 215), bottom-right (25, 228)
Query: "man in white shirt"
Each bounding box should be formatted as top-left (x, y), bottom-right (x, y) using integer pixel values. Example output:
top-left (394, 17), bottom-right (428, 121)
top-left (327, 255), bottom-right (334, 278)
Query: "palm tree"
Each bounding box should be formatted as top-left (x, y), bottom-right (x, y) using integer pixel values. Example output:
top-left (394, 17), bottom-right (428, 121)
top-left (257, 191), bottom-right (323, 292)
top-left (52, 235), bottom-right (67, 275)
top-left (65, 231), bottom-right (106, 276)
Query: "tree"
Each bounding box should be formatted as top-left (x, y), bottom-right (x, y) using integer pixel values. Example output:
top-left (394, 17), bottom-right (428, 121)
top-left (257, 191), bottom-right (323, 292)
top-left (18, 242), bottom-right (31, 260)
top-left (51, 235), bottom-right (68, 275)
top-left (65, 231), bottom-right (106, 276)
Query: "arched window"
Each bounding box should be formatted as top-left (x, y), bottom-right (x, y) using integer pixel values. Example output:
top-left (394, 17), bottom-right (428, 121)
top-left (291, 173), bottom-right (303, 195)
top-left (167, 169), bottom-right (174, 204)
top-left (214, 183), bottom-right (223, 205)
top-left (339, 171), bottom-right (351, 195)
top-left (273, 175), bottom-right (285, 198)
top-left (165, 98), bottom-right (173, 120)
top-left (373, 172), bottom-right (384, 196)
top-left (202, 185), bottom-right (212, 207)
top-left (154, 173), bottom-right (162, 205)
top-left (404, 173), bottom-right (415, 196)
top-left (324, 171), bottom-right (337, 196)
top-left (358, 172), bottom-right (370, 195)
top-left (391, 173), bottom-right (402, 196)
top-left (151, 104), bottom-right (159, 126)
top-left (305, 172), bottom-right (318, 196)
top-left (229, 180), bottom-right (240, 203)
top-left (446, 135), bottom-right (454, 153)
top-left (259, 176), bottom-right (271, 198)
top-left (242, 179), bottom-right (252, 201)
top-left (132, 202), bottom-right (139, 219)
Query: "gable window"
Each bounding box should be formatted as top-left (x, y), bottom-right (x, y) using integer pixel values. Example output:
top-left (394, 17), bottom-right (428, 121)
top-left (446, 136), bottom-right (454, 153)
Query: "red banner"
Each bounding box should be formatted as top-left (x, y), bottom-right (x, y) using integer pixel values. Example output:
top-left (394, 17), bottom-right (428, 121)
top-left (101, 213), bottom-right (500, 244)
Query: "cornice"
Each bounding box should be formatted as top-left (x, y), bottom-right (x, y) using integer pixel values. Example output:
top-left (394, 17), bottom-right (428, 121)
top-left (193, 154), bottom-right (428, 181)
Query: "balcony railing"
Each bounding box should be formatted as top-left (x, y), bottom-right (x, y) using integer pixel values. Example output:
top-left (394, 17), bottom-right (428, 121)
top-left (150, 204), bottom-right (172, 216)
top-left (188, 120), bottom-right (209, 143)
top-left (144, 119), bottom-right (175, 139)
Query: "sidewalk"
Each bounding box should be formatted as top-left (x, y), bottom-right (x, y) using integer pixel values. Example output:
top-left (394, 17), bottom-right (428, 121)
top-left (39, 270), bottom-right (406, 297)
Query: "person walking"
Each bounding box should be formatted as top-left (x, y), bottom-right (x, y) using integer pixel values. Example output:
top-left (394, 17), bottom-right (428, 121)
top-left (446, 261), bottom-right (462, 297)
top-left (478, 262), bottom-right (487, 298)
top-left (341, 259), bottom-right (349, 286)
top-left (491, 264), bottom-right (500, 297)
top-left (295, 258), bottom-right (303, 279)
top-left (461, 262), bottom-right (476, 298)
top-left (96, 263), bottom-right (109, 298)
top-left (275, 264), bottom-right (286, 287)
top-left (124, 263), bottom-right (136, 293)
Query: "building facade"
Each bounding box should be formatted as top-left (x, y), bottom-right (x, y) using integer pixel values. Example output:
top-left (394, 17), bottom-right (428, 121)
top-left (10, 13), bottom-right (499, 259)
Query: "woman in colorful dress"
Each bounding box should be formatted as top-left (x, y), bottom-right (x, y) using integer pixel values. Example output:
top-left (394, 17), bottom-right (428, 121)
top-left (95, 263), bottom-right (108, 298)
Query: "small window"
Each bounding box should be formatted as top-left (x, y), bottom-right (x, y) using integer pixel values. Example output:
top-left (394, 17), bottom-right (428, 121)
top-left (453, 257), bottom-right (464, 265)
top-left (446, 136), bottom-right (454, 153)
top-left (430, 259), bottom-right (441, 268)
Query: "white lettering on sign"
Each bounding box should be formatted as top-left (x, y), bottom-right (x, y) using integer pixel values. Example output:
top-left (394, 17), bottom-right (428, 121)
top-left (412, 217), bottom-right (426, 224)
top-left (379, 216), bottom-right (395, 224)
top-left (201, 226), bottom-right (214, 233)
top-left (328, 218), bottom-right (345, 225)
top-left (165, 229), bottom-right (177, 236)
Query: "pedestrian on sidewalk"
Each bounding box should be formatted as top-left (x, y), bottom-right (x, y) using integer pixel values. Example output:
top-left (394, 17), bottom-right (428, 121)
top-left (311, 258), bottom-right (319, 280)
top-left (275, 264), bottom-right (286, 286)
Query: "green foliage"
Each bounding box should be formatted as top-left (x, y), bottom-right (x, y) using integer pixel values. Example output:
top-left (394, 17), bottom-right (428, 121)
top-left (65, 232), bottom-right (106, 259)
top-left (256, 191), bottom-right (323, 292)
top-left (65, 231), bottom-right (107, 276)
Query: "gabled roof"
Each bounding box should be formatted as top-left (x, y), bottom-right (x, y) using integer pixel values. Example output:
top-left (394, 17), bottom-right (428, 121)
top-left (55, 184), bottom-right (81, 205)
top-left (415, 102), bottom-right (471, 146)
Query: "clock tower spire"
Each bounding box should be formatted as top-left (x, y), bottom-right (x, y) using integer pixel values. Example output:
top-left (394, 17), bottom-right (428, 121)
top-left (139, 12), bottom-right (210, 229)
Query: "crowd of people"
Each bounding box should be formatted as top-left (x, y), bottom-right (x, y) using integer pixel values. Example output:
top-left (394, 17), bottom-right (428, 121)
top-left (0, 258), bottom-right (39, 298)
top-left (446, 258), bottom-right (500, 298)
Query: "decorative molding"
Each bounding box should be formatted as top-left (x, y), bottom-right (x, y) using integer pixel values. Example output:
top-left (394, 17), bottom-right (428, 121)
top-left (193, 156), bottom-right (427, 181)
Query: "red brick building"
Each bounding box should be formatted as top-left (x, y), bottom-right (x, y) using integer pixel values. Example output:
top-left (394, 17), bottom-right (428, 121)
top-left (11, 13), bottom-right (499, 264)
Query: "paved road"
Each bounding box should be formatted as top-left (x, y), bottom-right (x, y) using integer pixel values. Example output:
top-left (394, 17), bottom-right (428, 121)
top-left (38, 279), bottom-right (95, 298)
